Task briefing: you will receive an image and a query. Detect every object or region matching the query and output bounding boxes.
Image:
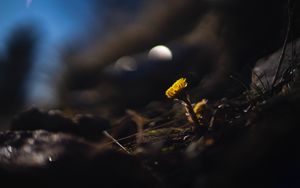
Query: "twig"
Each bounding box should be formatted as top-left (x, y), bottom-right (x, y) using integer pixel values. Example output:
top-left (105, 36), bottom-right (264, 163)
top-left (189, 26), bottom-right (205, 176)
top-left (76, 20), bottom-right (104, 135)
top-left (102, 130), bottom-right (130, 154)
top-left (101, 119), bottom-right (187, 148)
top-left (229, 75), bottom-right (249, 91)
top-left (262, 71), bottom-right (271, 89)
top-left (252, 71), bottom-right (267, 91)
top-left (126, 109), bottom-right (147, 145)
top-left (271, 0), bottom-right (292, 88)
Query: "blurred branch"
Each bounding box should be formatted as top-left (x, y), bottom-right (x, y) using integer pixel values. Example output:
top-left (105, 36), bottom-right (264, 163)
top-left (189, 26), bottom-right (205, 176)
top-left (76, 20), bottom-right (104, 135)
top-left (0, 25), bottom-right (38, 114)
top-left (271, 0), bottom-right (292, 89)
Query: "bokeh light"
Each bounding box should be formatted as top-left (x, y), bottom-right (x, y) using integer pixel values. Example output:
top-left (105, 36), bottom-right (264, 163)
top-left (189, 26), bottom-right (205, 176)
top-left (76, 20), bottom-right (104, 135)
top-left (148, 45), bottom-right (173, 61)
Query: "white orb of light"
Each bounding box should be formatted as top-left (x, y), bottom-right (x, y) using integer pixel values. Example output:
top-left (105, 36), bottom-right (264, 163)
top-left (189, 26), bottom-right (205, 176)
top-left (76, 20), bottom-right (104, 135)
top-left (114, 56), bottom-right (137, 72)
top-left (148, 45), bottom-right (173, 61)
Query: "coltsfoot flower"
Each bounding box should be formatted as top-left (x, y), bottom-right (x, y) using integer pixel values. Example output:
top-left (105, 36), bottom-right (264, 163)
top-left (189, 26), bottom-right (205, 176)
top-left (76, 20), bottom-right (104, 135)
top-left (165, 77), bottom-right (206, 135)
top-left (165, 77), bottom-right (188, 98)
top-left (193, 99), bottom-right (208, 119)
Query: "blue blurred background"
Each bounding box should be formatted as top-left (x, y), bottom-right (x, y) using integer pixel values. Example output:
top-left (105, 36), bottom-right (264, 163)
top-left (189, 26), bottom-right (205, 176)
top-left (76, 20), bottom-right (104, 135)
top-left (0, 0), bottom-right (99, 106)
top-left (0, 0), bottom-right (97, 104)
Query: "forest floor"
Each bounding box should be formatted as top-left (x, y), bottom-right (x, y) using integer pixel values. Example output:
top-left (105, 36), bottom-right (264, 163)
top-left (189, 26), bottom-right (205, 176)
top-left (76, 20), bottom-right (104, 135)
top-left (0, 39), bottom-right (299, 187)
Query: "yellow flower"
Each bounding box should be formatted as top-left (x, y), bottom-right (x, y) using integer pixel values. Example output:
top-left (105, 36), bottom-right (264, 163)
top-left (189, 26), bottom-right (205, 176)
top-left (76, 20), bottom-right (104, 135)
top-left (165, 78), bottom-right (188, 98)
top-left (193, 99), bottom-right (208, 119)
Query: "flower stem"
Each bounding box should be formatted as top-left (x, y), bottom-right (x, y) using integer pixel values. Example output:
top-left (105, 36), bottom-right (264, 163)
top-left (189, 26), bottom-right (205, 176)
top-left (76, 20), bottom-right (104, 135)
top-left (181, 94), bottom-right (206, 135)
